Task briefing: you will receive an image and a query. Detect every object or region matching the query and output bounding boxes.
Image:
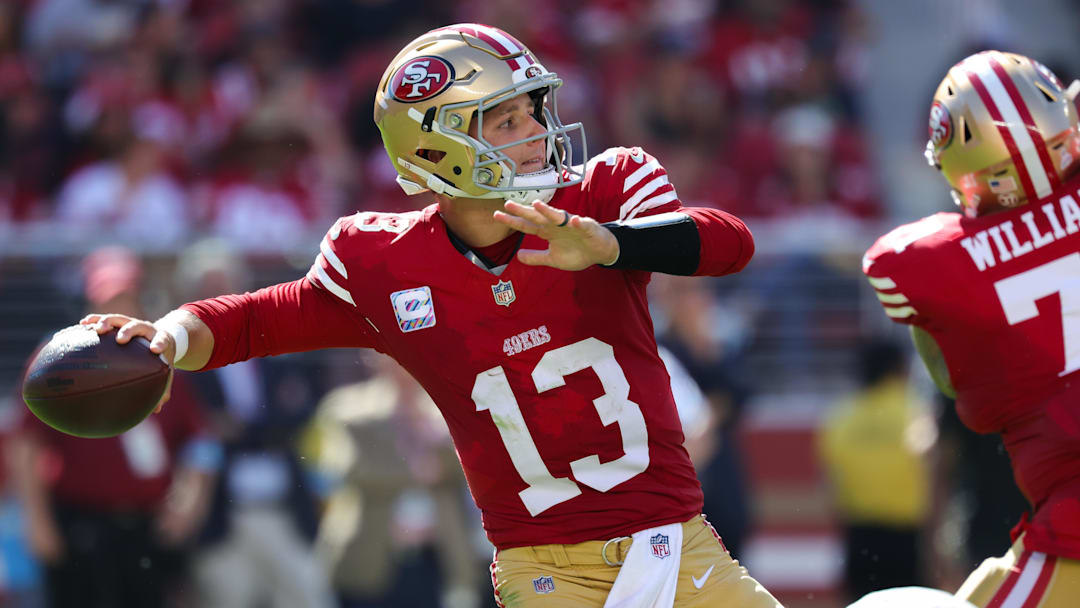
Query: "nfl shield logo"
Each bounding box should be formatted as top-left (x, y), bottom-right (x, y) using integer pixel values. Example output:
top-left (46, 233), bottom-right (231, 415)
top-left (650, 534), bottom-right (671, 559)
top-left (491, 280), bottom-right (516, 307)
top-left (532, 575), bottom-right (555, 594)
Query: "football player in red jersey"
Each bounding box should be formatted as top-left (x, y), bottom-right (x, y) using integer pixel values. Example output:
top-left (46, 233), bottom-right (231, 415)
top-left (863, 51), bottom-right (1080, 607)
top-left (79, 24), bottom-right (780, 608)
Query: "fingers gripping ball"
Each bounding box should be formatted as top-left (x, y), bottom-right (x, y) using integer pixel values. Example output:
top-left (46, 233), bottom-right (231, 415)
top-left (22, 325), bottom-right (171, 438)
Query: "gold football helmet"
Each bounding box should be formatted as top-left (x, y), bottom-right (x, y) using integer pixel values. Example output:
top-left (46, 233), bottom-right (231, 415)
top-left (926, 50), bottom-right (1080, 217)
top-left (374, 24), bottom-right (586, 204)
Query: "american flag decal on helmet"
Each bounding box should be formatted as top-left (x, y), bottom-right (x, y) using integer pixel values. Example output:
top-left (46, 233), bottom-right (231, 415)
top-left (962, 52), bottom-right (1060, 202)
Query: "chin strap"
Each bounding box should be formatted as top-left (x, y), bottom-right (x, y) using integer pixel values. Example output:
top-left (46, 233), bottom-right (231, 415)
top-left (500, 165), bottom-right (558, 204)
top-left (396, 158), bottom-right (495, 199)
top-left (398, 156), bottom-right (559, 204)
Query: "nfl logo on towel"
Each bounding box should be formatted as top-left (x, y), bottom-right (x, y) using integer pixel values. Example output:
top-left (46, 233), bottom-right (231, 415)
top-left (650, 534), bottom-right (671, 559)
top-left (491, 280), bottom-right (516, 307)
top-left (532, 575), bottom-right (555, 594)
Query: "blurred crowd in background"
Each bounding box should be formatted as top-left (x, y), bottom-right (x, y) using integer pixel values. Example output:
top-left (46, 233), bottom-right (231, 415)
top-left (0, 0), bottom-right (1076, 607)
top-left (0, 0), bottom-right (887, 247)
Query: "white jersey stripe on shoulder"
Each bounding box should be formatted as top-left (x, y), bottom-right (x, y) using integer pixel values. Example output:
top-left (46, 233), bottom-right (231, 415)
top-left (626, 191), bottom-right (679, 220)
top-left (1000, 552), bottom-right (1047, 608)
top-left (965, 54), bottom-right (1053, 198)
top-left (875, 291), bottom-right (909, 305)
top-left (623, 159), bottom-right (662, 193)
top-left (619, 175), bottom-right (670, 220)
top-left (320, 237), bottom-right (348, 279)
top-left (884, 305), bottom-right (917, 319)
top-left (312, 263), bottom-right (356, 306)
top-left (867, 276), bottom-right (897, 289)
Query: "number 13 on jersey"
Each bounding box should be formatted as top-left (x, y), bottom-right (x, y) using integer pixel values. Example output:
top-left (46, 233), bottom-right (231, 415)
top-left (472, 337), bottom-right (650, 516)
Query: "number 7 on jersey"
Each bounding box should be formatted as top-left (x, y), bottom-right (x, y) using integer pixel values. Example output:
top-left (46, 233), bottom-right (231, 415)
top-left (994, 252), bottom-right (1080, 376)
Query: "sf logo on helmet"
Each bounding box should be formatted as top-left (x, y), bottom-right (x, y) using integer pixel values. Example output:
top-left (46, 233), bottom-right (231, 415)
top-left (929, 101), bottom-right (952, 149)
top-left (391, 56), bottom-right (455, 103)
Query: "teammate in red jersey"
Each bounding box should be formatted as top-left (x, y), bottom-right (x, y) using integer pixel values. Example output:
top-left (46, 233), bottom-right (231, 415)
top-left (863, 51), bottom-right (1080, 607)
top-left (80, 24), bottom-right (780, 608)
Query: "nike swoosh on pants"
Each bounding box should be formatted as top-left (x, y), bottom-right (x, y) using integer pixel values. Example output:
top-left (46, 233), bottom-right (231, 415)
top-left (692, 564), bottom-right (715, 589)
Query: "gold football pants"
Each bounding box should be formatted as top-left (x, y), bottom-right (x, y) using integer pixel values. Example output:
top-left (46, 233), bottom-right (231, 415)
top-left (956, 533), bottom-right (1080, 608)
top-left (490, 515), bottom-right (782, 607)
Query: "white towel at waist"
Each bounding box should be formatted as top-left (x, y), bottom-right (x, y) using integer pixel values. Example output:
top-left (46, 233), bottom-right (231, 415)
top-left (603, 522), bottom-right (683, 608)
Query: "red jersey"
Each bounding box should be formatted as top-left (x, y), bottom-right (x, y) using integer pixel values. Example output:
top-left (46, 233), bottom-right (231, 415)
top-left (19, 374), bottom-right (210, 512)
top-left (863, 175), bottom-right (1080, 559)
top-left (181, 146), bottom-right (754, 549)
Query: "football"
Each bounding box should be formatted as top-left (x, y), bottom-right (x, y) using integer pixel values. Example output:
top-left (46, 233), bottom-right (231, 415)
top-left (22, 325), bottom-right (171, 438)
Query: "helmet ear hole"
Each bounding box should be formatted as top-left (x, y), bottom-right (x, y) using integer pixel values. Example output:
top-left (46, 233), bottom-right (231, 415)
top-left (1035, 82), bottom-right (1057, 103)
top-left (417, 149), bottom-right (446, 163)
top-left (961, 117), bottom-right (973, 144)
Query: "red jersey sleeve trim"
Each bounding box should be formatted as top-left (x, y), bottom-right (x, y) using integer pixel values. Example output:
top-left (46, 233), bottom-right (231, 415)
top-left (681, 207), bottom-right (755, 276)
top-left (180, 278), bottom-right (379, 371)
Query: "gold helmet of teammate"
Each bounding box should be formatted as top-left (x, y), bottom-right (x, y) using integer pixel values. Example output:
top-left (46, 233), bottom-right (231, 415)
top-left (373, 24), bottom-right (586, 204)
top-left (926, 50), bottom-right (1080, 217)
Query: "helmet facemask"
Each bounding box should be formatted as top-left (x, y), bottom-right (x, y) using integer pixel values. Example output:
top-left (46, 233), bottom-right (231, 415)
top-left (449, 74), bottom-right (586, 204)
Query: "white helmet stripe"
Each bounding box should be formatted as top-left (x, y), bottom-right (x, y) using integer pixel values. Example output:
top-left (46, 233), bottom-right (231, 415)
top-left (477, 25), bottom-right (521, 53)
top-left (964, 53), bottom-right (1054, 199)
top-left (472, 24), bottom-right (525, 70)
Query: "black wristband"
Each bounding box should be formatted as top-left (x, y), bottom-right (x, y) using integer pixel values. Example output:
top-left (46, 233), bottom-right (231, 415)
top-left (601, 212), bottom-right (700, 275)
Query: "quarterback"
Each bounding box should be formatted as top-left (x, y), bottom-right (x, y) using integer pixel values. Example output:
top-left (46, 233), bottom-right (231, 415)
top-left (83, 24), bottom-right (780, 607)
top-left (863, 51), bottom-right (1080, 607)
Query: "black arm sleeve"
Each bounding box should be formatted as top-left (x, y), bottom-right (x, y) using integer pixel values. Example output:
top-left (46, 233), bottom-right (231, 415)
top-left (601, 212), bottom-right (701, 275)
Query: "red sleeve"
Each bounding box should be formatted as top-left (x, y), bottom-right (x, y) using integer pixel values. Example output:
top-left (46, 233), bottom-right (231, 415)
top-left (682, 206), bottom-right (755, 276)
top-left (582, 147), bottom-right (753, 276)
top-left (862, 214), bottom-right (953, 328)
top-left (180, 277), bottom-right (380, 371)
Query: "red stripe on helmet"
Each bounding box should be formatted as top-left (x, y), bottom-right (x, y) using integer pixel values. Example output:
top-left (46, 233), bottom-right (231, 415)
top-left (449, 24), bottom-right (523, 71)
top-left (965, 68), bottom-right (1040, 203)
top-left (988, 55), bottom-right (1061, 193)
top-left (499, 30), bottom-right (534, 65)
